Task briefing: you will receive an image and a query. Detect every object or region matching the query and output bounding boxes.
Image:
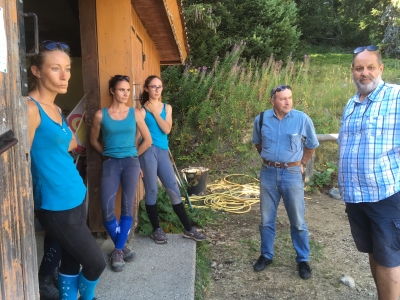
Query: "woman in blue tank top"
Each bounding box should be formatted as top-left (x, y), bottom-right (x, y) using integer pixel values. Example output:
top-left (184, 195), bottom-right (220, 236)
top-left (27, 41), bottom-right (105, 300)
top-left (90, 75), bottom-right (151, 272)
top-left (138, 75), bottom-right (206, 244)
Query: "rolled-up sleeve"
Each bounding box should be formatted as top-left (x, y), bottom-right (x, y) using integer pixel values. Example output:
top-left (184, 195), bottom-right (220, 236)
top-left (252, 114), bottom-right (261, 145)
top-left (303, 116), bottom-right (319, 149)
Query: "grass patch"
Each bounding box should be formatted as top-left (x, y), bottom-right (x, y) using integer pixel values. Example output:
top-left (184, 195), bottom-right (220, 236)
top-left (195, 242), bottom-right (211, 300)
top-left (239, 239), bottom-right (259, 256)
top-left (273, 230), bottom-right (325, 266)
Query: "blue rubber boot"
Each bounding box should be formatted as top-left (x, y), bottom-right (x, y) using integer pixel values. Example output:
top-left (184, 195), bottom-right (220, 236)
top-left (78, 272), bottom-right (99, 300)
top-left (58, 273), bottom-right (78, 300)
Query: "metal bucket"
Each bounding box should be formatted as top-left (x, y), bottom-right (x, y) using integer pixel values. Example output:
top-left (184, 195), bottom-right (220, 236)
top-left (181, 167), bottom-right (209, 195)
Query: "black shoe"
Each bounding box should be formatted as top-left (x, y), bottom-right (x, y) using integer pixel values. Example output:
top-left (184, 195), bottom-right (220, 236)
top-left (298, 262), bottom-right (312, 279)
top-left (39, 274), bottom-right (59, 300)
top-left (253, 255), bottom-right (272, 272)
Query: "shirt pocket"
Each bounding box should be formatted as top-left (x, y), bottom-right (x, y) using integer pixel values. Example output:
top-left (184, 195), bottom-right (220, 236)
top-left (365, 115), bottom-right (385, 136)
top-left (287, 134), bottom-right (302, 152)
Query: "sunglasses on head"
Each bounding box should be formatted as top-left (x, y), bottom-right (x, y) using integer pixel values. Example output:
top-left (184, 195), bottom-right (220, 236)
top-left (115, 75), bottom-right (130, 81)
top-left (353, 45), bottom-right (379, 55)
top-left (271, 85), bottom-right (291, 98)
top-left (41, 40), bottom-right (70, 52)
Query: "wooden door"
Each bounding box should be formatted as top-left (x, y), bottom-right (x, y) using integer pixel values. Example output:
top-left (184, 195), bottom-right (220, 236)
top-left (0, 0), bottom-right (39, 298)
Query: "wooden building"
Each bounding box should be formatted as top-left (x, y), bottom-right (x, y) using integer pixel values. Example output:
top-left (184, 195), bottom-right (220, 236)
top-left (0, 0), bottom-right (188, 298)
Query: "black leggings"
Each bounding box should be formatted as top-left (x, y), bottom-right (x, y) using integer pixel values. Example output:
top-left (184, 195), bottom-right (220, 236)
top-left (35, 202), bottom-right (105, 281)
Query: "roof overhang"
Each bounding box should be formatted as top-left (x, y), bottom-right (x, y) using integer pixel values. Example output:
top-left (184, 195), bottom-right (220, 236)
top-left (131, 0), bottom-right (189, 65)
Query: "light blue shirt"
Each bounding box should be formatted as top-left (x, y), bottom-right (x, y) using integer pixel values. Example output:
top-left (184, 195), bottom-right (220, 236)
top-left (101, 107), bottom-right (138, 158)
top-left (252, 109), bottom-right (319, 163)
top-left (144, 103), bottom-right (168, 150)
top-left (338, 81), bottom-right (400, 203)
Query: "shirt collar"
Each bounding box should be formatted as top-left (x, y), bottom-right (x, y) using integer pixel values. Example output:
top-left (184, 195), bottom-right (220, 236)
top-left (268, 109), bottom-right (292, 119)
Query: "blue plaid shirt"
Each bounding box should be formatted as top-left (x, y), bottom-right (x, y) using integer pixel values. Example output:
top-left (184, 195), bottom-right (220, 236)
top-left (338, 81), bottom-right (400, 203)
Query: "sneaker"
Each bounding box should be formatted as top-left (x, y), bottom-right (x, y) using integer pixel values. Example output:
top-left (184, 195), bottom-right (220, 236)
top-left (298, 262), bottom-right (312, 279)
top-left (151, 228), bottom-right (168, 244)
top-left (183, 227), bottom-right (206, 241)
top-left (253, 255), bottom-right (272, 272)
top-left (122, 245), bottom-right (136, 262)
top-left (39, 274), bottom-right (59, 300)
top-left (110, 249), bottom-right (125, 272)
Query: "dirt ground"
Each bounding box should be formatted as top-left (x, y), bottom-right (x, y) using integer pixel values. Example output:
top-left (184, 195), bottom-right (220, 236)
top-left (203, 192), bottom-right (377, 300)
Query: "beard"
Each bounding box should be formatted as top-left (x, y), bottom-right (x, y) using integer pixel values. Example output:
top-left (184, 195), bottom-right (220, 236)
top-left (352, 73), bottom-right (382, 95)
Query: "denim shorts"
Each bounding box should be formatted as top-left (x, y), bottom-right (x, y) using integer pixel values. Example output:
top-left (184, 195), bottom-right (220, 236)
top-left (346, 191), bottom-right (400, 268)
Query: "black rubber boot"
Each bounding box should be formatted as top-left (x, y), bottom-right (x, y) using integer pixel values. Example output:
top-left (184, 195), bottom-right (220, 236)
top-left (39, 274), bottom-right (59, 300)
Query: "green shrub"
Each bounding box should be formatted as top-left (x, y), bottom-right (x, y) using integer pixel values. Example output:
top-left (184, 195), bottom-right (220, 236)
top-left (137, 186), bottom-right (219, 236)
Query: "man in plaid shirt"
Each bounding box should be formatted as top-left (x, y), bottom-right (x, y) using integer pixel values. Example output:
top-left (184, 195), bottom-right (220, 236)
top-left (338, 45), bottom-right (400, 300)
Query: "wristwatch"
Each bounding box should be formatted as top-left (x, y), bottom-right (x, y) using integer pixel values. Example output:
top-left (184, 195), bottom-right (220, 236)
top-left (301, 161), bottom-right (306, 168)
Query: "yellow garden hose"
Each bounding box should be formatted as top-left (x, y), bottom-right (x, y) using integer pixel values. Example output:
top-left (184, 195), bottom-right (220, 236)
top-left (184, 174), bottom-right (260, 214)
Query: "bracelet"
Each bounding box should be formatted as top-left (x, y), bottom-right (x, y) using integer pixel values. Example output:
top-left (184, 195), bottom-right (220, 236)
top-left (301, 161), bottom-right (306, 168)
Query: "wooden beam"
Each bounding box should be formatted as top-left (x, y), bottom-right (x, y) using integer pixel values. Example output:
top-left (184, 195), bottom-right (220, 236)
top-left (79, 0), bottom-right (103, 232)
top-left (317, 134), bottom-right (338, 142)
top-left (0, 0), bottom-right (38, 298)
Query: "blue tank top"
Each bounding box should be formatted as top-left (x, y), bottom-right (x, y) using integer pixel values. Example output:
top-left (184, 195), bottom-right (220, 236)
top-left (101, 107), bottom-right (138, 158)
top-left (144, 103), bottom-right (168, 150)
top-left (29, 98), bottom-right (86, 211)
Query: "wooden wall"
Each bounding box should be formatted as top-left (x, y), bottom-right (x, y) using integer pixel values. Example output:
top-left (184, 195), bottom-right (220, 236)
top-left (82, 0), bottom-right (163, 232)
top-left (131, 5), bottom-right (161, 102)
top-left (0, 0), bottom-right (39, 298)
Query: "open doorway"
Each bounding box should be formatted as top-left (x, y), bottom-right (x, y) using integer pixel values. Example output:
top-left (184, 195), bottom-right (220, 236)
top-left (23, 0), bottom-right (83, 116)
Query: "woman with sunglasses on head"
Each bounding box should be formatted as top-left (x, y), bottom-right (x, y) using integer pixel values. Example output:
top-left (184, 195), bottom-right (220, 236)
top-left (27, 40), bottom-right (105, 300)
top-left (138, 75), bottom-right (206, 244)
top-left (90, 75), bottom-right (152, 272)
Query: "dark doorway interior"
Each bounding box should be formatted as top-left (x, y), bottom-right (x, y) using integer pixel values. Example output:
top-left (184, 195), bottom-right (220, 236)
top-left (23, 0), bottom-right (81, 57)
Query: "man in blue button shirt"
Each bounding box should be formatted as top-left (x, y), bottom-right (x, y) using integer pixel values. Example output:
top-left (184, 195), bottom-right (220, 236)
top-left (338, 45), bottom-right (400, 300)
top-left (252, 84), bottom-right (319, 279)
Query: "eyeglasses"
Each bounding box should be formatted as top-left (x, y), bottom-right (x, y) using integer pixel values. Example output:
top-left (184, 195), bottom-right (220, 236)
top-left (270, 85), bottom-right (291, 98)
top-left (115, 75), bottom-right (130, 81)
top-left (353, 45), bottom-right (379, 55)
top-left (41, 40), bottom-right (70, 52)
top-left (148, 85), bottom-right (163, 91)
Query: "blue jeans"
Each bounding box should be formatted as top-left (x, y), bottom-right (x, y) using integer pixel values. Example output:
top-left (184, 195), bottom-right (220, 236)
top-left (259, 164), bottom-right (310, 263)
top-left (100, 157), bottom-right (140, 221)
top-left (139, 145), bottom-right (182, 205)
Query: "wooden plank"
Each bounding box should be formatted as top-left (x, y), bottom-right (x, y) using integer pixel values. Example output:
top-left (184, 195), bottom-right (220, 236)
top-left (0, 0), bottom-right (39, 298)
top-left (317, 134), bottom-right (338, 142)
top-left (79, 0), bottom-right (103, 232)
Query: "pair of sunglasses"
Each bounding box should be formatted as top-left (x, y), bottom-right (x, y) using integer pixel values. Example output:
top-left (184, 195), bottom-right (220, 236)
top-left (115, 75), bottom-right (130, 81)
top-left (41, 40), bottom-right (70, 52)
top-left (353, 45), bottom-right (379, 54)
top-left (270, 85), bottom-right (291, 98)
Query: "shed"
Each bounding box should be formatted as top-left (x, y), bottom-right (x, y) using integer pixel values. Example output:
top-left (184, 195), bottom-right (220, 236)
top-left (0, 0), bottom-right (188, 298)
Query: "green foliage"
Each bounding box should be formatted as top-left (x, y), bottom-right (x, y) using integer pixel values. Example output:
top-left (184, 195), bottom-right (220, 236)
top-left (296, 0), bottom-right (391, 47)
top-left (306, 162), bottom-right (338, 193)
top-left (195, 242), bottom-right (211, 300)
top-left (184, 0), bottom-right (301, 65)
top-left (137, 186), bottom-right (219, 236)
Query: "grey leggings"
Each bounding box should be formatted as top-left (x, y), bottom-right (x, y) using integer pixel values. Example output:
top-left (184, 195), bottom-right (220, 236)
top-left (100, 157), bottom-right (141, 221)
top-left (139, 145), bottom-right (182, 205)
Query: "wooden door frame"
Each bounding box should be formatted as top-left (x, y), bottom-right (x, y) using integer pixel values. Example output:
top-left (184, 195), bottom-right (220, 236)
top-left (0, 0), bottom-right (39, 298)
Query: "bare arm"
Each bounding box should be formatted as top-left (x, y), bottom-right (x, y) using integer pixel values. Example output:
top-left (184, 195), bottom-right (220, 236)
top-left (90, 110), bottom-right (104, 154)
top-left (300, 147), bottom-right (316, 173)
top-left (145, 102), bottom-right (172, 134)
top-left (27, 99), bottom-right (40, 148)
top-left (135, 109), bottom-right (152, 156)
